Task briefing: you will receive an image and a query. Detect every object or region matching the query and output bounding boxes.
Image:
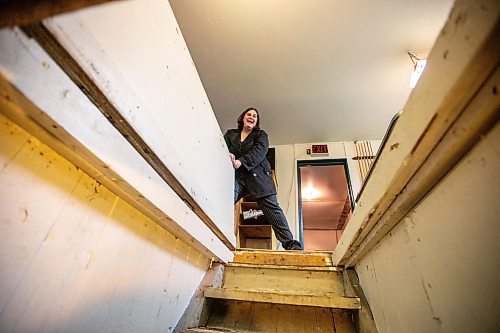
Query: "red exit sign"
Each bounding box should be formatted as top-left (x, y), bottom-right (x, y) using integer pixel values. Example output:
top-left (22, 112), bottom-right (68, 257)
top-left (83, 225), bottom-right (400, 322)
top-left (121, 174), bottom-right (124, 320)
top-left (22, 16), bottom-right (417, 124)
top-left (311, 144), bottom-right (329, 155)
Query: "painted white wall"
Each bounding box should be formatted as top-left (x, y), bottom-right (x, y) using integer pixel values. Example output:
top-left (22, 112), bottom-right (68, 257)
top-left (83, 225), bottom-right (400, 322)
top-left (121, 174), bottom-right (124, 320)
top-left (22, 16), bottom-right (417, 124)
top-left (0, 0), bottom-right (237, 258)
top-left (273, 140), bottom-right (381, 248)
top-left (0, 114), bottom-right (209, 333)
top-left (355, 123), bottom-right (500, 333)
top-left (42, 0), bottom-right (234, 245)
top-left (0, 25), bottom-right (232, 261)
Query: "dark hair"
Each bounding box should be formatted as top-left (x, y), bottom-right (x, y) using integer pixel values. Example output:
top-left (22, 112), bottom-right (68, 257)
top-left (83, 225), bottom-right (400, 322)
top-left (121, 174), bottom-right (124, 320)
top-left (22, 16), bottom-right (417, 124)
top-left (237, 107), bottom-right (260, 131)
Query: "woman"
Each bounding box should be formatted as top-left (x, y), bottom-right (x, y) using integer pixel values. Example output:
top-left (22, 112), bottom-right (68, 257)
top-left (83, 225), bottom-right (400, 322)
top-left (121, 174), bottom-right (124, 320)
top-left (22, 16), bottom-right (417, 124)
top-left (224, 107), bottom-right (302, 250)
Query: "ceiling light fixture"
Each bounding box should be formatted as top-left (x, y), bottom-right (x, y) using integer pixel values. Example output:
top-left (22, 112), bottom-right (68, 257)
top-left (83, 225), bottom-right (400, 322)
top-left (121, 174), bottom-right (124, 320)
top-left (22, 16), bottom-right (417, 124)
top-left (302, 182), bottom-right (321, 201)
top-left (408, 51), bottom-right (427, 89)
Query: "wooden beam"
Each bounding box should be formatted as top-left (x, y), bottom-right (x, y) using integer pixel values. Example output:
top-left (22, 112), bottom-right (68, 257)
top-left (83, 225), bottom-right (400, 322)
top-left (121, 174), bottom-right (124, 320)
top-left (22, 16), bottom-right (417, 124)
top-left (346, 67), bottom-right (499, 266)
top-left (174, 264), bottom-right (225, 333)
top-left (0, 0), bottom-right (119, 28)
top-left (19, 5), bottom-right (236, 249)
top-left (227, 262), bottom-right (340, 271)
top-left (19, 21), bottom-right (235, 250)
top-left (333, 0), bottom-right (500, 266)
top-left (0, 28), bottom-right (233, 262)
top-left (204, 287), bottom-right (361, 309)
top-left (346, 270), bottom-right (379, 333)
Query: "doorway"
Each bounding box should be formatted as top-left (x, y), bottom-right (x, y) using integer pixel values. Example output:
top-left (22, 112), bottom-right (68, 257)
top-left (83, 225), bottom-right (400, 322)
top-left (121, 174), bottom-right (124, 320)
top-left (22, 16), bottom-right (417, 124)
top-left (297, 159), bottom-right (354, 251)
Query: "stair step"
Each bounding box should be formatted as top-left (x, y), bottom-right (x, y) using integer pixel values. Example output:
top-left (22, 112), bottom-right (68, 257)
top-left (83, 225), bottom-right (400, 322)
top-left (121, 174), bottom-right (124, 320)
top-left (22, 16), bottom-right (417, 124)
top-left (223, 264), bottom-right (345, 295)
top-left (226, 262), bottom-right (341, 271)
top-left (186, 328), bottom-right (249, 333)
top-left (233, 249), bottom-right (334, 267)
top-left (201, 299), bottom-right (356, 333)
top-left (204, 287), bottom-right (361, 309)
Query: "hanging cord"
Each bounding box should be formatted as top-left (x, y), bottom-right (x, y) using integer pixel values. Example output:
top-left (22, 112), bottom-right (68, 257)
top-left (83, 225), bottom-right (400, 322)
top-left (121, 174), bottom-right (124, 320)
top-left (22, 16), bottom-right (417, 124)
top-left (407, 51), bottom-right (422, 68)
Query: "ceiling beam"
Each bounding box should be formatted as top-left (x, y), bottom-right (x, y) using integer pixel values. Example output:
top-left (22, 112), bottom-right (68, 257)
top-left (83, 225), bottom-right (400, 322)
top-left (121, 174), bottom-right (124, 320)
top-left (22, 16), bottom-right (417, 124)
top-left (0, 0), bottom-right (119, 28)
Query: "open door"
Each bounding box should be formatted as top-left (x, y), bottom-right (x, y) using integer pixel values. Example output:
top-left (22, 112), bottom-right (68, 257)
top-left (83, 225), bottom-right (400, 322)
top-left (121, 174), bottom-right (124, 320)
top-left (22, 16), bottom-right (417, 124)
top-left (297, 159), bottom-right (354, 251)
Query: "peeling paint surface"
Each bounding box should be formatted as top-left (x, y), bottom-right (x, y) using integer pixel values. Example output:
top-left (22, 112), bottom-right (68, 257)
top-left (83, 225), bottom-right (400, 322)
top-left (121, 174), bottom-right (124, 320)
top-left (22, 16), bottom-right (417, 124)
top-left (0, 114), bottom-right (210, 332)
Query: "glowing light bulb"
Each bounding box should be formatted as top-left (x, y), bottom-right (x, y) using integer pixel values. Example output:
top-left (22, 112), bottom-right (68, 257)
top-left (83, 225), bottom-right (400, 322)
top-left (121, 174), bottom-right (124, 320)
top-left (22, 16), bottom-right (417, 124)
top-left (302, 182), bottom-right (320, 201)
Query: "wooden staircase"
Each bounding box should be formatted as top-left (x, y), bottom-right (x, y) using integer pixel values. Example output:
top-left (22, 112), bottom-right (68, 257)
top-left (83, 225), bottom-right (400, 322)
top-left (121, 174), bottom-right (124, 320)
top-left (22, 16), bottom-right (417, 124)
top-left (184, 249), bottom-right (362, 333)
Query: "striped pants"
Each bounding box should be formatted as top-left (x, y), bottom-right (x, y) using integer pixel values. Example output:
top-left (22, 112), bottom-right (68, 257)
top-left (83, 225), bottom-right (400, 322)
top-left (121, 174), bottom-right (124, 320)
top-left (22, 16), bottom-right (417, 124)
top-left (235, 179), bottom-right (302, 250)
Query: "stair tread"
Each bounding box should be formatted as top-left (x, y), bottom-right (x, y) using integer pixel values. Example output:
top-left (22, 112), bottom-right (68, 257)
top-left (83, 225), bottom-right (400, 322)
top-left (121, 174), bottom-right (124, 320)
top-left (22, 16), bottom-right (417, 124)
top-left (226, 262), bottom-right (341, 271)
top-left (186, 328), bottom-right (250, 333)
top-left (204, 287), bottom-right (360, 309)
top-left (235, 248), bottom-right (334, 255)
top-left (233, 250), bottom-right (334, 267)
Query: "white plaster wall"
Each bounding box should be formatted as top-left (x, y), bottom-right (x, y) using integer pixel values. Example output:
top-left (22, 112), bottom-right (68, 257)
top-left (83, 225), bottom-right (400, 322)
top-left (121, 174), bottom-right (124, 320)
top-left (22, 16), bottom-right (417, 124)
top-left (273, 140), bottom-right (381, 248)
top-left (0, 115), bottom-right (209, 333)
top-left (355, 123), bottom-right (500, 333)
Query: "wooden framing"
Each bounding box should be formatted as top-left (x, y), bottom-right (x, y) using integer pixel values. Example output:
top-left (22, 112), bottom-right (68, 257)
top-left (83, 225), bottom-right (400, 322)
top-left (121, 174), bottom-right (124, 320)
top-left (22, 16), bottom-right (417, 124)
top-left (0, 0), bottom-right (119, 28)
top-left (345, 270), bottom-right (378, 333)
top-left (227, 262), bottom-right (340, 271)
top-left (0, 27), bottom-right (233, 262)
top-left (333, 0), bottom-right (500, 266)
top-left (222, 266), bottom-right (345, 295)
top-left (186, 301), bottom-right (356, 333)
top-left (21, 21), bottom-right (235, 250)
top-left (204, 288), bottom-right (361, 309)
top-left (232, 249), bottom-right (334, 266)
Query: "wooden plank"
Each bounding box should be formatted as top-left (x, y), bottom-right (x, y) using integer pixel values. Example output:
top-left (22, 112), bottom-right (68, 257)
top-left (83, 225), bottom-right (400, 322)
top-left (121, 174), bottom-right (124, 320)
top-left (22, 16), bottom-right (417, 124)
top-left (203, 300), bottom-right (338, 333)
top-left (0, 116), bottom-right (211, 332)
top-left (346, 270), bottom-right (378, 333)
top-left (222, 266), bottom-right (344, 295)
top-left (234, 200), bottom-right (242, 248)
top-left (0, 29), bottom-right (233, 263)
top-left (204, 288), bottom-right (361, 309)
top-left (0, 113), bottom-right (30, 169)
top-left (274, 306), bottom-right (333, 333)
top-left (356, 123), bottom-right (500, 333)
top-left (187, 329), bottom-right (253, 333)
top-left (248, 302), bottom-right (279, 332)
top-left (275, 304), bottom-right (306, 333)
top-left (313, 307), bottom-right (337, 333)
top-left (173, 264), bottom-right (225, 333)
top-left (238, 225), bottom-right (272, 238)
top-left (342, 270), bottom-right (357, 298)
top-left (21, 20), bottom-right (235, 250)
top-left (209, 301), bottom-right (254, 332)
top-left (345, 64), bottom-right (500, 266)
top-left (355, 220), bottom-right (439, 333)
top-left (333, 310), bottom-right (356, 333)
top-left (0, 0), bottom-right (118, 28)
top-left (334, 0), bottom-right (500, 266)
top-left (233, 250), bottom-right (334, 267)
top-left (0, 118), bottom-right (89, 320)
top-left (227, 263), bottom-right (340, 272)
top-left (37, 1), bottom-right (236, 247)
